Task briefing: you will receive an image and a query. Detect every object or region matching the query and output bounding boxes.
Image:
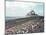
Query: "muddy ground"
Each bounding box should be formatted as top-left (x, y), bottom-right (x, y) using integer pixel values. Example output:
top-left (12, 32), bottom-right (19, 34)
top-left (5, 17), bottom-right (44, 35)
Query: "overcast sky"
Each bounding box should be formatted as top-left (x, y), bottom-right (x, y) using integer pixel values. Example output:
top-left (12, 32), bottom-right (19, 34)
top-left (6, 1), bottom-right (44, 17)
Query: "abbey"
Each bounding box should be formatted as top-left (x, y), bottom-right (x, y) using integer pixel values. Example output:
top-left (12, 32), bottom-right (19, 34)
top-left (26, 10), bottom-right (38, 17)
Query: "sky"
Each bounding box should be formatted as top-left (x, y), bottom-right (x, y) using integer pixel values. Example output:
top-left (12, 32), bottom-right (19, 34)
top-left (6, 1), bottom-right (44, 17)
